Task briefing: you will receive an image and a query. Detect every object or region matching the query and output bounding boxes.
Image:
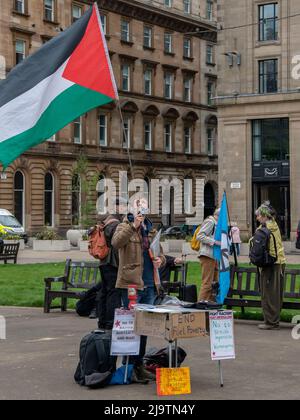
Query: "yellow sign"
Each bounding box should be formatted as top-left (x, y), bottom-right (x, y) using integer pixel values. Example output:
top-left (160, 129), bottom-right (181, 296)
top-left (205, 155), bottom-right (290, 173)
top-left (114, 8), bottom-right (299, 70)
top-left (156, 367), bottom-right (191, 396)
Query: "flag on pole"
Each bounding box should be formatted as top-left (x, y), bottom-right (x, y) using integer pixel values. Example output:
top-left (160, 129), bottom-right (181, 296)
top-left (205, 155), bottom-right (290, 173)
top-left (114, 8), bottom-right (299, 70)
top-left (213, 192), bottom-right (231, 304)
top-left (0, 3), bottom-right (118, 169)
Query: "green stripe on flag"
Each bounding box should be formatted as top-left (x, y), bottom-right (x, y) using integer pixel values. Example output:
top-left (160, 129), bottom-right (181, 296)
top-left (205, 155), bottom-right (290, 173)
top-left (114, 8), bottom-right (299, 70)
top-left (0, 84), bottom-right (114, 169)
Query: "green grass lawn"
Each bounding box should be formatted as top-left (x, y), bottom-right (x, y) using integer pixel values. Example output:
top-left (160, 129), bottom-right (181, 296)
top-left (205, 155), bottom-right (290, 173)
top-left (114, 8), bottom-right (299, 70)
top-left (0, 262), bottom-right (299, 322)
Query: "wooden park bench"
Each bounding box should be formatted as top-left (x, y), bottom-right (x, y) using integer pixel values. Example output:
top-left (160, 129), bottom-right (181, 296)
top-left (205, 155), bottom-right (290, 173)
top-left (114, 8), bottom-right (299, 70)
top-left (44, 259), bottom-right (101, 313)
top-left (225, 265), bottom-right (300, 312)
top-left (161, 262), bottom-right (198, 302)
top-left (161, 263), bottom-right (188, 296)
top-left (0, 243), bottom-right (20, 264)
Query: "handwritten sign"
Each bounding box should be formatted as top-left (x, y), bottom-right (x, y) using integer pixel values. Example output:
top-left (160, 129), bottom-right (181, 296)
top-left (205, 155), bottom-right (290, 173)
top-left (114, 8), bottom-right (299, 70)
top-left (156, 368), bottom-right (191, 396)
top-left (209, 311), bottom-right (236, 361)
top-left (111, 309), bottom-right (141, 356)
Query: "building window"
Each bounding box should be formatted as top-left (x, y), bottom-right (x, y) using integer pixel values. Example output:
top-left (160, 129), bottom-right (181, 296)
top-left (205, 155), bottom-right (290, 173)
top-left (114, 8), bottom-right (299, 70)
top-left (164, 123), bottom-right (172, 153)
top-left (144, 121), bottom-right (153, 151)
top-left (206, 45), bottom-right (214, 64)
top-left (72, 4), bottom-right (82, 23)
top-left (15, 39), bottom-right (26, 64)
top-left (207, 128), bottom-right (214, 156)
top-left (44, 173), bottom-right (54, 227)
top-left (207, 81), bottom-right (215, 105)
top-left (15, 0), bottom-right (25, 13)
top-left (73, 117), bottom-right (82, 144)
top-left (164, 73), bottom-right (173, 99)
top-left (100, 14), bottom-right (107, 34)
top-left (164, 33), bottom-right (173, 54)
top-left (259, 59), bottom-right (278, 93)
top-left (121, 64), bottom-right (130, 91)
top-left (252, 119), bottom-right (289, 162)
top-left (259, 3), bottom-right (278, 41)
top-left (99, 114), bottom-right (107, 147)
top-left (14, 171), bottom-right (25, 227)
top-left (44, 0), bottom-right (55, 22)
top-left (184, 178), bottom-right (193, 214)
top-left (121, 19), bottom-right (130, 42)
top-left (184, 77), bottom-right (192, 102)
top-left (143, 26), bottom-right (153, 48)
top-left (183, 38), bottom-right (191, 58)
top-left (184, 127), bottom-right (192, 154)
top-left (164, 0), bottom-right (172, 7)
top-left (183, 0), bottom-right (191, 14)
top-left (206, 0), bottom-right (213, 20)
top-left (123, 117), bottom-right (131, 149)
top-left (72, 174), bottom-right (81, 226)
top-left (144, 68), bottom-right (152, 96)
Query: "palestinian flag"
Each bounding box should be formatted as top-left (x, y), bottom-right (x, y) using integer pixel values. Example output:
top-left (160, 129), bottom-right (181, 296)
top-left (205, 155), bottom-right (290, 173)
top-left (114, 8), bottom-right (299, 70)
top-left (0, 4), bottom-right (118, 169)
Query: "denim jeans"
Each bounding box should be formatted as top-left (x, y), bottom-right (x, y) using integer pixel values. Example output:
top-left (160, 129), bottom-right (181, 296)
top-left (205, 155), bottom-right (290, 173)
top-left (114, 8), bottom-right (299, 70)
top-left (119, 287), bottom-right (156, 366)
top-left (120, 286), bottom-right (156, 309)
top-left (98, 265), bottom-right (121, 330)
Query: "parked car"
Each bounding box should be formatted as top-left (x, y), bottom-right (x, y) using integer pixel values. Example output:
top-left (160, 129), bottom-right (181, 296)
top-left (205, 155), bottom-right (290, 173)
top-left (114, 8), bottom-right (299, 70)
top-left (296, 221), bottom-right (300, 249)
top-left (0, 209), bottom-right (28, 243)
top-left (161, 226), bottom-right (187, 240)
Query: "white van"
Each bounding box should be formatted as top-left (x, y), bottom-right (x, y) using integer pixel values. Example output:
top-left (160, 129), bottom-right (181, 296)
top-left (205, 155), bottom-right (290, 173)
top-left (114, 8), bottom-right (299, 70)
top-left (0, 209), bottom-right (28, 243)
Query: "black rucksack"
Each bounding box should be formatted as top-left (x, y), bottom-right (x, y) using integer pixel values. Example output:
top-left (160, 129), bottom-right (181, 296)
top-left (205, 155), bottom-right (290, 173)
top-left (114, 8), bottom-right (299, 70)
top-left (143, 346), bottom-right (187, 371)
top-left (249, 226), bottom-right (278, 268)
top-left (74, 330), bottom-right (116, 388)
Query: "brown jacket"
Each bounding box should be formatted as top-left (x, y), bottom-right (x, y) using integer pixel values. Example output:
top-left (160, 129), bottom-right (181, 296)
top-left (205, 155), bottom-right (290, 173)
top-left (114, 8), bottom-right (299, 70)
top-left (112, 217), bottom-right (165, 290)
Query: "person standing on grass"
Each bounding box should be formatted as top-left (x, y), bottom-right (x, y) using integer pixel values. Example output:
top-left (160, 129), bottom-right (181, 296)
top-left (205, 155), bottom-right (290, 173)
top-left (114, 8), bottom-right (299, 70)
top-left (197, 208), bottom-right (221, 302)
top-left (254, 204), bottom-right (286, 331)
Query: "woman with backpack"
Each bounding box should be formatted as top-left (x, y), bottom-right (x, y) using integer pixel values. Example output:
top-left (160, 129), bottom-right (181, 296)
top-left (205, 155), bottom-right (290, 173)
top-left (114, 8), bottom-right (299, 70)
top-left (254, 204), bottom-right (286, 330)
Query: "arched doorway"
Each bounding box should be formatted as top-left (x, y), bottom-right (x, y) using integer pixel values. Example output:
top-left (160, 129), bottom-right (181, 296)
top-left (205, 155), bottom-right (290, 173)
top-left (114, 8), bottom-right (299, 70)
top-left (204, 183), bottom-right (215, 219)
top-left (14, 171), bottom-right (25, 226)
top-left (44, 173), bottom-right (54, 227)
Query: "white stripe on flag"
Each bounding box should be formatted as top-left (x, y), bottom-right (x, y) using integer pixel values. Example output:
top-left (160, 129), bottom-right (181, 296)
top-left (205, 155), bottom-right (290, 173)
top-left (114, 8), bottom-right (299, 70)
top-left (0, 60), bottom-right (73, 143)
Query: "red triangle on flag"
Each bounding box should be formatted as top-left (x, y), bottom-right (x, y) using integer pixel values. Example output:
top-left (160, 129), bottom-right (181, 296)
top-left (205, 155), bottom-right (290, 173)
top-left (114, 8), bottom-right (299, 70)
top-left (63, 5), bottom-right (117, 100)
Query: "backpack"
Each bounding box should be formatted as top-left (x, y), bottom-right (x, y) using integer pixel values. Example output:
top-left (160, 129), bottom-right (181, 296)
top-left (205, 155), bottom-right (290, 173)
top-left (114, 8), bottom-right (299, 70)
top-left (190, 217), bottom-right (215, 252)
top-left (74, 330), bottom-right (117, 389)
top-left (143, 346), bottom-right (187, 371)
top-left (249, 226), bottom-right (278, 268)
top-left (190, 226), bottom-right (201, 251)
top-left (88, 219), bottom-right (119, 261)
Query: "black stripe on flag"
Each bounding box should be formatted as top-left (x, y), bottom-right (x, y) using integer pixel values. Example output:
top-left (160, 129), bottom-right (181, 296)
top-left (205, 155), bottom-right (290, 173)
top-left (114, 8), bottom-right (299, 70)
top-left (0, 6), bottom-right (93, 109)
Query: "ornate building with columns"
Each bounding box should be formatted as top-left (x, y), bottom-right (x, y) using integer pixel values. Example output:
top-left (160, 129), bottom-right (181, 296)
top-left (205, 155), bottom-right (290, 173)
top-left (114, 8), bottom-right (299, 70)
top-left (217, 0), bottom-right (300, 243)
top-left (0, 0), bottom-right (218, 233)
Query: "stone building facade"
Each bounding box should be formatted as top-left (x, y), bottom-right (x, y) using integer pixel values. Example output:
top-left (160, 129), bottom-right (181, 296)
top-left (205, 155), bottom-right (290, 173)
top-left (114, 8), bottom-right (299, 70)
top-left (217, 0), bottom-right (300, 241)
top-left (0, 0), bottom-right (218, 234)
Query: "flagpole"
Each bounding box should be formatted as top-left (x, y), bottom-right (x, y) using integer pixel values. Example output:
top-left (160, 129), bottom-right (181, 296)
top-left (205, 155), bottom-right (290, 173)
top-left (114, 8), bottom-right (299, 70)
top-left (224, 190), bottom-right (238, 267)
top-left (117, 102), bottom-right (135, 180)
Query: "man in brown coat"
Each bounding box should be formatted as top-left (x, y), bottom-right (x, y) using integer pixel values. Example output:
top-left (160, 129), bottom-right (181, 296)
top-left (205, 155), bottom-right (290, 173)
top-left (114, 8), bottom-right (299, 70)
top-left (112, 210), bottom-right (165, 381)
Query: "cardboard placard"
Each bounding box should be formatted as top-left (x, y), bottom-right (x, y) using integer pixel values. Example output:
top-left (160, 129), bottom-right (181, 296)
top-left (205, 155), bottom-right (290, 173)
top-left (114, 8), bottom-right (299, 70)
top-left (111, 309), bottom-right (141, 356)
top-left (156, 368), bottom-right (191, 396)
top-left (134, 309), bottom-right (208, 340)
top-left (169, 312), bottom-right (208, 340)
top-left (209, 311), bottom-right (236, 361)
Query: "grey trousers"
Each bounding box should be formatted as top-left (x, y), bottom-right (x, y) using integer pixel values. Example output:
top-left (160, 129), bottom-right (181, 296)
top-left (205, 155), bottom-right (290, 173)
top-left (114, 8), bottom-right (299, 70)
top-left (260, 264), bottom-right (285, 326)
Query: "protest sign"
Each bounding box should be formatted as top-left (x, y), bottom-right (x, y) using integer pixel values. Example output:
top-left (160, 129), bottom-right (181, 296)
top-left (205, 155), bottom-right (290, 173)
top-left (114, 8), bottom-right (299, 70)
top-left (111, 309), bottom-right (141, 356)
top-left (209, 311), bottom-right (235, 361)
top-left (156, 367), bottom-right (191, 396)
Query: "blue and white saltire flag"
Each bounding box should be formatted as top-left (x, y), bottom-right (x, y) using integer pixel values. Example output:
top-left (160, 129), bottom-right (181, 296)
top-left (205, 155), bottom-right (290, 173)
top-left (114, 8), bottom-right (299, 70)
top-left (213, 192), bottom-right (230, 304)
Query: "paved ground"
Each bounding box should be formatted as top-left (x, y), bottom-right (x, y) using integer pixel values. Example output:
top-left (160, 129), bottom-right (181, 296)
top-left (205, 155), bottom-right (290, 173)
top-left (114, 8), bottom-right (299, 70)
top-left (17, 249), bottom-right (300, 265)
top-left (0, 306), bottom-right (299, 400)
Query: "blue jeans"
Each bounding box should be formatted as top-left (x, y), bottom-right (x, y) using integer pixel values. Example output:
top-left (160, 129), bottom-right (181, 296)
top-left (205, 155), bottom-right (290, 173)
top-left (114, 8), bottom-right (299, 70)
top-left (120, 286), bottom-right (156, 309)
top-left (119, 287), bottom-right (156, 366)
